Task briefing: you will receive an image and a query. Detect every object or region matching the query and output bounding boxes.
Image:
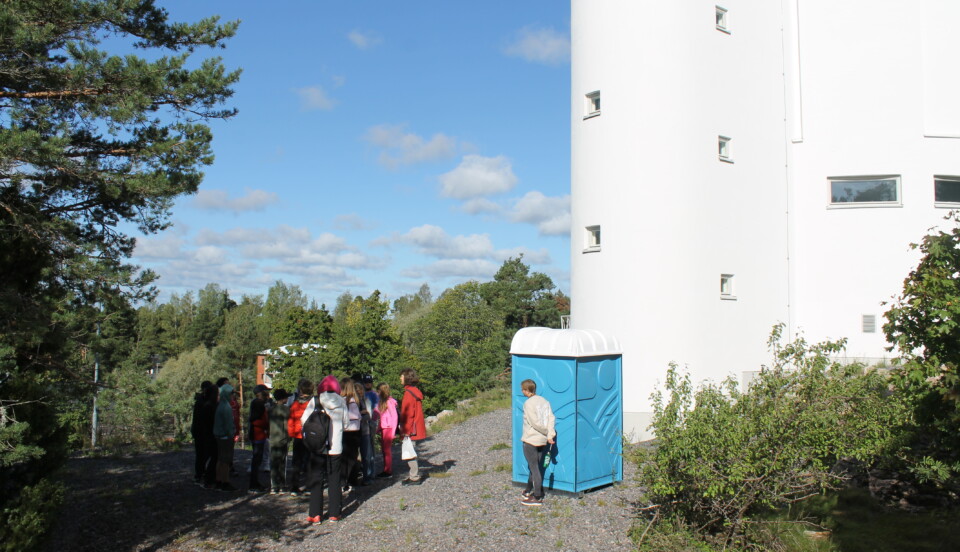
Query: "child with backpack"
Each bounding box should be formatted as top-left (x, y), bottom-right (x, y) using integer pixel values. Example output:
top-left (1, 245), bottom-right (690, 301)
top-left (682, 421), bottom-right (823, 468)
top-left (286, 379), bottom-right (314, 495)
top-left (268, 388), bottom-right (291, 494)
top-left (300, 375), bottom-right (348, 524)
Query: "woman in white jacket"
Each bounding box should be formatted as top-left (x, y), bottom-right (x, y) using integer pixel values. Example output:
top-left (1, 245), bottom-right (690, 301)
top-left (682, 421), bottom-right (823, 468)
top-left (301, 375), bottom-right (348, 523)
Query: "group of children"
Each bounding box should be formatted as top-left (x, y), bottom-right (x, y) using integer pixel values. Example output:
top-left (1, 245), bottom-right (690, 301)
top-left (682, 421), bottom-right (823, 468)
top-left (190, 368), bottom-right (429, 524)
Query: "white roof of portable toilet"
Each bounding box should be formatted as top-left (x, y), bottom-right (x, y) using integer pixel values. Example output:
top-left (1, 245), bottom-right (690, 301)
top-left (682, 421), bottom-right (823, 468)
top-left (510, 327), bottom-right (622, 358)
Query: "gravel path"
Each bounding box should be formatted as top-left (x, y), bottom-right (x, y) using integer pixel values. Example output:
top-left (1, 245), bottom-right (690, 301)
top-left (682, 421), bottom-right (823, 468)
top-left (45, 409), bottom-right (645, 552)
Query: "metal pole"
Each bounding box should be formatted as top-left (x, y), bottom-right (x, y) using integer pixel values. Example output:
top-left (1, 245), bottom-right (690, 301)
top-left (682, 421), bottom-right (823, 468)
top-left (91, 309), bottom-right (101, 449)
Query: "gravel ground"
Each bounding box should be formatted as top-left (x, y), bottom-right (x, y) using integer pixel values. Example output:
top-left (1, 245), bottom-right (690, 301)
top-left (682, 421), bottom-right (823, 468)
top-left (45, 409), bottom-right (645, 552)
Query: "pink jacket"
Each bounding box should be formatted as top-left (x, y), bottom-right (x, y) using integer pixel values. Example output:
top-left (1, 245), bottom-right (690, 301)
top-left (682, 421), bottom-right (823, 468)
top-left (378, 397), bottom-right (398, 430)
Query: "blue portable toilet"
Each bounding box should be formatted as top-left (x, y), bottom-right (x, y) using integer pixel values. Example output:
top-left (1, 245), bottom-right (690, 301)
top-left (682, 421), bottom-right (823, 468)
top-left (511, 327), bottom-right (623, 494)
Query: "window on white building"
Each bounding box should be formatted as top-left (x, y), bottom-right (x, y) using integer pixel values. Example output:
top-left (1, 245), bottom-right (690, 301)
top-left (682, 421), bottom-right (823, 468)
top-left (716, 6), bottom-right (729, 33)
top-left (862, 314), bottom-right (877, 333)
top-left (584, 91), bottom-right (600, 119)
top-left (720, 274), bottom-right (736, 299)
top-left (584, 225), bottom-right (601, 252)
top-left (718, 136), bottom-right (732, 162)
top-left (828, 175), bottom-right (901, 207)
top-left (934, 175), bottom-right (960, 206)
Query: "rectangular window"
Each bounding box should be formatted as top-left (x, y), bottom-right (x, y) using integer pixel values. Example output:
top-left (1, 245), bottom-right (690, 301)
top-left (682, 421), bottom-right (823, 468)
top-left (720, 274), bottom-right (736, 299)
top-left (716, 6), bottom-right (729, 33)
top-left (934, 175), bottom-right (960, 206)
top-left (583, 225), bottom-right (601, 252)
top-left (828, 175), bottom-right (901, 207)
top-left (584, 91), bottom-right (601, 119)
top-left (718, 136), bottom-right (732, 162)
top-left (862, 314), bottom-right (877, 333)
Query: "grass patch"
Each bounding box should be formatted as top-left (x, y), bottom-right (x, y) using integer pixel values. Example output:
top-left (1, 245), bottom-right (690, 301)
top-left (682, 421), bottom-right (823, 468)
top-left (428, 386), bottom-right (510, 435)
top-left (488, 442), bottom-right (510, 451)
top-left (367, 518), bottom-right (396, 531)
top-left (469, 467), bottom-right (487, 476)
top-left (493, 463), bottom-right (511, 473)
top-left (429, 471), bottom-right (452, 478)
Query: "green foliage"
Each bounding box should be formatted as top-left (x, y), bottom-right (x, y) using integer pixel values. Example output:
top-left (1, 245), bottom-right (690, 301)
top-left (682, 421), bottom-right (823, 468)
top-left (640, 325), bottom-right (902, 549)
top-left (0, 478), bottom-right (63, 552)
top-left (883, 211), bottom-right (960, 488)
top-left (155, 346), bottom-right (222, 440)
top-left (406, 282), bottom-right (505, 413)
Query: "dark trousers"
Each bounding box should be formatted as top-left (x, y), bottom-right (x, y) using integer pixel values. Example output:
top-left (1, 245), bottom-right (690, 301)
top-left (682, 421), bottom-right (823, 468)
top-left (203, 435), bottom-right (218, 484)
top-left (269, 443), bottom-right (288, 491)
top-left (289, 438), bottom-right (309, 491)
top-left (308, 453), bottom-right (341, 519)
top-left (193, 434), bottom-right (205, 480)
top-left (341, 431), bottom-right (361, 486)
top-left (249, 440), bottom-right (266, 488)
top-left (523, 442), bottom-right (547, 499)
top-left (359, 430), bottom-right (374, 482)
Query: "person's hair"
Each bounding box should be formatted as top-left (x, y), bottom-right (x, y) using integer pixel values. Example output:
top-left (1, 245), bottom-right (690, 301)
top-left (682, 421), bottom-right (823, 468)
top-left (297, 378), bottom-right (313, 397)
top-left (377, 383), bottom-right (391, 413)
top-left (215, 377), bottom-right (229, 387)
top-left (340, 377), bottom-right (360, 404)
top-left (317, 375), bottom-right (340, 394)
top-left (521, 379), bottom-right (537, 394)
top-left (400, 368), bottom-right (420, 386)
top-left (273, 388), bottom-right (289, 401)
top-left (200, 380), bottom-right (213, 392)
top-left (353, 382), bottom-right (366, 411)
top-left (204, 384), bottom-right (219, 402)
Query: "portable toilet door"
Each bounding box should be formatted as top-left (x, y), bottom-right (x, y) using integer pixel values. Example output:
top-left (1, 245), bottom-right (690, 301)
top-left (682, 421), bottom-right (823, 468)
top-left (510, 327), bottom-right (623, 494)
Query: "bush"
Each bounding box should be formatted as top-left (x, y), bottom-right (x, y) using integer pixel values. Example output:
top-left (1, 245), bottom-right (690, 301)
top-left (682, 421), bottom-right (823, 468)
top-left (639, 325), bottom-right (904, 549)
top-left (0, 478), bottom-right (63, 552)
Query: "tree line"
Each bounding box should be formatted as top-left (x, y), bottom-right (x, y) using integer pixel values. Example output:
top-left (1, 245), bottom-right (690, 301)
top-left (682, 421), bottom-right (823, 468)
top-left (87, 258), bottom-right (569, 448)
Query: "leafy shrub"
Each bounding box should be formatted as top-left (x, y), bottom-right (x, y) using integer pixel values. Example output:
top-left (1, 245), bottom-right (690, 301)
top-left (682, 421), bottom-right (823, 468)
top-left (0, 478), bottom-right (63, 552)
top-left (639, 325), bottom-right (903, 549)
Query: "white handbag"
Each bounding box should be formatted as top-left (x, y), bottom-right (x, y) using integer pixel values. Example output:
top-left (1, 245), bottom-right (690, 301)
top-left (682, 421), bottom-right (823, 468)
top-left (401, 436), bottom-right (417, 460)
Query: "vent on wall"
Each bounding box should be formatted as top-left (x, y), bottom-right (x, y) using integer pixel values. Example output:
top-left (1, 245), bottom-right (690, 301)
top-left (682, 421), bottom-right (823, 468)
top-left (862, 314), bottom-right (877, 333)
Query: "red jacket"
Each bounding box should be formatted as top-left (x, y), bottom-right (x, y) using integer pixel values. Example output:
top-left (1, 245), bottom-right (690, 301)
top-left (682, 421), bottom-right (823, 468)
top-left (399, 386), bottom-right (426, 441)
top-left (287, 395), bottom-right (312, 439)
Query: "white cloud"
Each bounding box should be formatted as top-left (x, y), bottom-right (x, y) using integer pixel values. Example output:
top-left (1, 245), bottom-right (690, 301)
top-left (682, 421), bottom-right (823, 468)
top-left (348, 30), bottom-right (382, 50)
top-left (439, 155), bottom-right (517, 199)
top-left (333, 213), bottom-right (375, 231)
top-left (421, 259), bottom-right (500, 279)
top-left (134, 234), bottom-right (186, 259)
top-left (365, 124), bottom-right (458, 168)
top-left (295, 85), bottom-right (335, 111)
top-left (396, 224), bottom-right (495, 259)
top-left (461, 197), bottom-right (502, 215)
top-left (195, 225), bottom-right (310, 248)
top-left (503, 26), bottom-right (570, 65)
top-left (509, 191), bottom-right (571, 236)
top-left (497, 247), bottom-right (552, 265)
top-left (192, 188), bottom-right (280, 213)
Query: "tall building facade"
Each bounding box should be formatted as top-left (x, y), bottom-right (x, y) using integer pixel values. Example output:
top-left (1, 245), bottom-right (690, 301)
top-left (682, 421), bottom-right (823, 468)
top-left (570, 0), bottom-right (960, 440)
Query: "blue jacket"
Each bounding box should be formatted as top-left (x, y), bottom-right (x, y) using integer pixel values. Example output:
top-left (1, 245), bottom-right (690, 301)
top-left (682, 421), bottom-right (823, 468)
top-left (213, 384), bottom-right (235, 439)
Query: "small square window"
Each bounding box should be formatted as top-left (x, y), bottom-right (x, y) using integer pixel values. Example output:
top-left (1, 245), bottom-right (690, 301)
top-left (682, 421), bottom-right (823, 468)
top-left (583, 225), bottom-right (601, 252)
top-left (718, 136), bottom-right (732, 162)
top-left (720, 274), bottom-right (736, 299)
top-left (828, 175), bottom-right (901, 207)
top-left (862, 314), bottom-right (877, 333)
top-left (584, 91), bottom-right (601, 119)
top-left (716, 6), bottom-right (729, 33)
top-left (934, 175), bottom-right (960, 206)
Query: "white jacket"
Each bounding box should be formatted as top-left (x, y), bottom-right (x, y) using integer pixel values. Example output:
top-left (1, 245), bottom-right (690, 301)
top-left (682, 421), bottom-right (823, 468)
top-left (301, 392), bottom-right (348, 455)
top-left (521, 394), bottom-right (556, 447)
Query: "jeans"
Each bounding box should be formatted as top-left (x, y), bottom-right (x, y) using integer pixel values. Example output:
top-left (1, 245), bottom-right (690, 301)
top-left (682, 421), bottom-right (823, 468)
top-left (249, 440), bottom-right (265, 488)
top-left (308, 453), bottom-right (341, 519)
top-left (289, 438), bottom-right (309, 491)
top-left (359, 430), bottom-right (374, 482)
top-left (523, 442), bottom-right (547, 499)
top-left (341, 431), bottom-right (361, 485)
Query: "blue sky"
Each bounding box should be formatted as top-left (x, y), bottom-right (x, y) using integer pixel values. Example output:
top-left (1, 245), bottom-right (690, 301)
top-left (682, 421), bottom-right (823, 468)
top-left (131, 0), bottom-right (572, 308)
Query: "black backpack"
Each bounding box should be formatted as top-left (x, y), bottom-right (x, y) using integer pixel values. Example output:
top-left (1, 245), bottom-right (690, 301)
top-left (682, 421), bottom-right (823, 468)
top-left (302, 397), bottom-right (331, 455)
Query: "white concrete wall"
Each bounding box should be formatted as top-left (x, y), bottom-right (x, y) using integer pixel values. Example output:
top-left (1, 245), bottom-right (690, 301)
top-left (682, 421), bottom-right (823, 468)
top-left (571, 0), bottom-right (790, 440)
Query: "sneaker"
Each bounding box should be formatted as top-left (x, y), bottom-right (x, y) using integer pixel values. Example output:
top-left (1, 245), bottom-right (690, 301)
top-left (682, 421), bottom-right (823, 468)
top-left (520, 490), bottom-right (533, 500)
top-left (289, 488), bottom-right (301, 497)
top-left (521, 496), bottom-right (543, 507)
top-left (306, 515), bottom-right (321, 525)
top-left (376, 471), bottom-right (392, 479)
top-left (327, 516), bottom-right (340, 523)
top-left (401, 477), bottom-right (423, 486)
top-left (248, 485), bottom-right (266, 493)
top-left (269, 488), bottom-right (279, 495)
top-left (342, 485), bottom-right (353, 494)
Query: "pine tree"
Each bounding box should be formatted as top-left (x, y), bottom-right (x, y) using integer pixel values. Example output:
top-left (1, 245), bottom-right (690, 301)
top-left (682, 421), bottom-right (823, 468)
top-left (0, 1), bottom-right (239, 546)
